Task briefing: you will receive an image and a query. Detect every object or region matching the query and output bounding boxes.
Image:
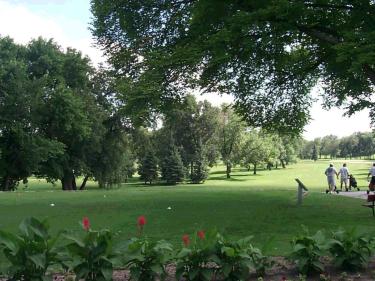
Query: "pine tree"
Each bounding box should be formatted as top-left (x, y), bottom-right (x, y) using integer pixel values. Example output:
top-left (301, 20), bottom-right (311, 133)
top-left (138, 150), bottom-right (158, 184)
top-left (311, 144), bottom-right (318, 162)
top-left (161, 143), bottom-right (185, 185)
top-left (190, 144), bottom-right (208, 184)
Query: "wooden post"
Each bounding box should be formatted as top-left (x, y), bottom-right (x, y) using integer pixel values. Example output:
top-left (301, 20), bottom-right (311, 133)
top-left (295, 178), bottom-right (308, 206)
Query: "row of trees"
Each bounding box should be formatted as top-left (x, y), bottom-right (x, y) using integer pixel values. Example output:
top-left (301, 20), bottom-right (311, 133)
top-left (134, 96), bottom-right (302, 184)
top-left (0, 36), bottom-right (301, 191)
top-left (301, 132), bottom-right (375, 160)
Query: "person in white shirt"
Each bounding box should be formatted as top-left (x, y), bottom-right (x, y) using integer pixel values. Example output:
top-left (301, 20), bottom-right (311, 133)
top-left (325, 164), bottom-right (338, 193)
top-left (367, 163), bottom-right (375, 191)
top-left (338, 163), bottom-right (349, 191)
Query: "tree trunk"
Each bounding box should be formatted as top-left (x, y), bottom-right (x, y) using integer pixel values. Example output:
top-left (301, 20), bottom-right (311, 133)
top-left (80, 176), bottom-right (89, 190)
top-left (226, 161), bottom-right (231, 179)
top-left (253, 164), bottom-right (257, 175)
top-left (1, 175), bottom-right (12, 191)
top-left (280, 159), bottom-right (286, 168)
top-left (72, 176), bottom-right (77, 190)
top-left (61, 170), bottom-right (75, 191)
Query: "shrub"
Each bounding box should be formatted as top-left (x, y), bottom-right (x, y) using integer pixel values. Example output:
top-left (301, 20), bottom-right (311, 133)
top-left (0, 217), bottom-right (61, 281)
top-left (289, 228), bottom-right (326, 274)
top-left (175, 231), bottom-right (219, 281)
top-left (63, 218), bottom-right (115, 281)
top-left (124, 238), bottom-right (173, 281)
top-left (216, 234), bottom-right (273, 280)
top-left (215, 235), bottom-right (253, 280)
top-left (327, 229), bottom-right (374, 271)
top-left (248, 244), bottom-right (274, 277)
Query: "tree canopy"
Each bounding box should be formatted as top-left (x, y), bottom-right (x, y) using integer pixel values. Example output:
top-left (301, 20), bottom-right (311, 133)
top-left (91, 0), bottom-right (375, 134)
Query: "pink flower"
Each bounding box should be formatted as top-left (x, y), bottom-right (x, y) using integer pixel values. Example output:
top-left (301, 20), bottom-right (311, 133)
top-left (182, 234), bottom-right (190, 246)
top-left (82, 217), bottom-right (90, 231)
top-left (197, 230), bottom-right (205, 240)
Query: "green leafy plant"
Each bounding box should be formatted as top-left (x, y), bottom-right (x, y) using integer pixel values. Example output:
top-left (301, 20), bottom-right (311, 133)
top-left (0, 217), bottom-right (61, 281)
top-left (215, 235), bottom-right (253, 280)
top-left (123, 237), bottom-right (173, 281)
top-left (289, 228), bottom-right (326, 274)
top-left (327, 229), bottom-right (374, 271)
top-left (175, 231), bottom-right (219, 281)
top-left (63, 217), bottom-right (115, 281)
top-left (248, 244), bottom-right (274, 277)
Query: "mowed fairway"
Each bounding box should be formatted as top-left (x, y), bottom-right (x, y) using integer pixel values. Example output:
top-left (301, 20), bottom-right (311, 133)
top-left (1, 159), bottom-right (375, 255)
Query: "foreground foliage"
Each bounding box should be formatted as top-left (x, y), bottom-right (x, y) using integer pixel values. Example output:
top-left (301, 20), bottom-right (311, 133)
top-left (1, 218), bottom-right (375, 280)
top-left (0, 217), bottom-right (61, 281)
top-left (289, 228), bottom-right (326, 274)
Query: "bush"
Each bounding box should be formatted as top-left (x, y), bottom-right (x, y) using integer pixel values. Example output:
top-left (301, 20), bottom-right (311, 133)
top-left (175, 231), bottom-right (219, 281)
top-left (124, 237), bottom-right (173, 281)
top-left (289, 228), bottom-right (326, 274)
top-left (216, 234), bottom-right (273, 280)
top-left (327, 229), bottom-right (374, 271)
top-left (215, 235), bottom-right (253, 280)
top-left (63, 218), bottom-right (115, 281)
top-left (0, 217), bottom-right (61, 281)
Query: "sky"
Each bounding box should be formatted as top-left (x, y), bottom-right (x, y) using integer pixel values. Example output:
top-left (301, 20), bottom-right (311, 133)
top-left (0, 0), bottom-right (372, 140)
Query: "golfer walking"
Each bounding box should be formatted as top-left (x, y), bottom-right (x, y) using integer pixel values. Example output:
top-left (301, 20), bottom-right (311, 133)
top-left (338, 163), bottom-right (349, 191)
top-left (325, 163), bottom-right (338, 193)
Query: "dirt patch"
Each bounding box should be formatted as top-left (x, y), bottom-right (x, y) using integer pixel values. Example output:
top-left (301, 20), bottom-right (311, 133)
top-left (3, 257), bottom-right (375, 281)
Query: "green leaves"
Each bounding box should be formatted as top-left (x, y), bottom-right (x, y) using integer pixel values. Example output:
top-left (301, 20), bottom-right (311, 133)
top-left (0, 217), bottom-right (60, 281)
top-left (123, 237), bottom-right (174, 281)
top-left (64, 229), bottom-right (115, 281)
top-left (327, 228), bottom-right (374, 271)
top-left (290, 229), bottom-right (326, 274)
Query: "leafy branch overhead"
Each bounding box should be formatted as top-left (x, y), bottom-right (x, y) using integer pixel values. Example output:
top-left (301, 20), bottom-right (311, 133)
top-left (91, 0), bottom-right (375, 134)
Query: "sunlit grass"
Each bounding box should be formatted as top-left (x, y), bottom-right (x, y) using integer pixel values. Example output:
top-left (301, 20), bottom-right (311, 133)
top-left (0, 159), bottom-right (374, 255)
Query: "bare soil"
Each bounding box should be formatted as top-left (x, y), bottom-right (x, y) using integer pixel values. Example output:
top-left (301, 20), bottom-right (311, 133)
top-left (3, 257), bottom-right (373, 281)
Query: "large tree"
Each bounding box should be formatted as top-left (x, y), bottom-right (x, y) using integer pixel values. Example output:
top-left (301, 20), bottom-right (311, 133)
top-left (91, 0), bottom-right (375, 134)
top-left (0, 37), bottom-right (64, 191)
top-left (217, 106), bottom-right (245, 178)
top-left (0, 37), bottom-right (134, 191)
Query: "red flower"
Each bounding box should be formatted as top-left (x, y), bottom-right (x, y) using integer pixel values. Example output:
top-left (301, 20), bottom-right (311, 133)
top-left (82, 217), bottom-right (90, 231)
top-left (138, 216), bottom-right (146, 227)
top-left (182, 234), bottom-right (190, 246)
top-left (281, 277), bottom-right (287, 281)
top-left (197, 230), bottom-right (205, 240)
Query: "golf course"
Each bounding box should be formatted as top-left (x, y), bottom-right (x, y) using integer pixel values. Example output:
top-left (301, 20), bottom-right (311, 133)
top-left (1, 159), bottom-right (373, 256)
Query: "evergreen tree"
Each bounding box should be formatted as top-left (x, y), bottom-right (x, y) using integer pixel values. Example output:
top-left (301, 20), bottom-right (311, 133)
top-left (190, 145), bottom-right (208, 184)
top-left (138, 150), bottom-right (158, 185)
top-left (160, 143), bottom-right (185, 185)
top-left (311, 144), bottom-right (318, 162)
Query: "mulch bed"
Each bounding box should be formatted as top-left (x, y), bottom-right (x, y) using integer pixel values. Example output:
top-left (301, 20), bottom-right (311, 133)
top-left (2, 257), bottom-right (375, 280)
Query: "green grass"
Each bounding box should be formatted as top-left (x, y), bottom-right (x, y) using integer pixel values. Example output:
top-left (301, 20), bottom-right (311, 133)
top-left (0, 159), bottom-right (374, 256)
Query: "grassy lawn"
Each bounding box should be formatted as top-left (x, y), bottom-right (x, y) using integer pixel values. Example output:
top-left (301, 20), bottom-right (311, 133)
top-left (0, 159), bottom-right (375, 256)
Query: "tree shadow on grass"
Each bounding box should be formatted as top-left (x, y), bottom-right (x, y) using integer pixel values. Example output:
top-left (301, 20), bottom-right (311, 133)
top-left (207, 176), bottom-right (251, 182)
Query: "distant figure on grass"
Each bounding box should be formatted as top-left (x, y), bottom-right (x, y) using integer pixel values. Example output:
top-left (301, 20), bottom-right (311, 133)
top-left (325, 163), bottom-right (338, 194)
top-left (338, 163), bottom-right (349, 191)
top-left (367, 163), bottom-right (375, 192)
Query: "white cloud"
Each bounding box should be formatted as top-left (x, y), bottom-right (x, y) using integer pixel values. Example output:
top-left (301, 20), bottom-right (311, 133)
top-left (0, 0), bottom-right (104, 65)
